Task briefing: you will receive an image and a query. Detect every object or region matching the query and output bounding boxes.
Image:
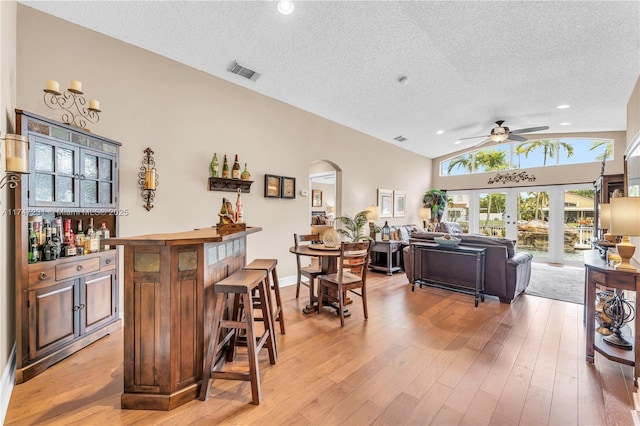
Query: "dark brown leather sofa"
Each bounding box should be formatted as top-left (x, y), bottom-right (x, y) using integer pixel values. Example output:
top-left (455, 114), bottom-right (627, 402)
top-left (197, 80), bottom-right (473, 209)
top-left (403, 229), bottom-right (533, 304)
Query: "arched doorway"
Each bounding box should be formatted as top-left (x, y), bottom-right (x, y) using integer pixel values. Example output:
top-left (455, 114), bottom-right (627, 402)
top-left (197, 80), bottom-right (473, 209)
top-left (309, 160), bottom-right (342, 223)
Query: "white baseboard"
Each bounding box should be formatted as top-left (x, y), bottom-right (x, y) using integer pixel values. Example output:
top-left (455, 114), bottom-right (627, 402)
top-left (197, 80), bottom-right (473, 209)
top-left (279, 275), bottom-right (297, 287)
top-left (0, 343), bottom-right (16, 425)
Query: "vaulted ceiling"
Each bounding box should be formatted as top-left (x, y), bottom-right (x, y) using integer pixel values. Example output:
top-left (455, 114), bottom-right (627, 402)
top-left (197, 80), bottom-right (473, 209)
top-left (20, 1), bottom-right (640, 158)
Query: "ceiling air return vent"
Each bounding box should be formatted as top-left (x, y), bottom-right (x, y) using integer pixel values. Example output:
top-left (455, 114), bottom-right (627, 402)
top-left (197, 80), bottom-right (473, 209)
top-left (394, 135), bottom-right (407, 142)
top-left (228, 61), bottom-right (261, 82)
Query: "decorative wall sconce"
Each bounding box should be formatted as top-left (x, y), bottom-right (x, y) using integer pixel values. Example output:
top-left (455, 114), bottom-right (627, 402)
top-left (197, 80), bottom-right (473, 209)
top-left (138, 147), bottom-right (158, 211)
top-left (0, 134), bottom-right (29, 189)
top-left (43, 79), bottom-right (101, 129)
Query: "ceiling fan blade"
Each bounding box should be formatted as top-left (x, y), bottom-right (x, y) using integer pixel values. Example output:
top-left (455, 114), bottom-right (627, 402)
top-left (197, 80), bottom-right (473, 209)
top-left (510, 125), bottom-right (549, 134)
top-left (458, 134), bottom-right (490, 141)
top-left (473, 137), bottom-right (493, 147)
top-left (507, 134), bottom-right (527, 142)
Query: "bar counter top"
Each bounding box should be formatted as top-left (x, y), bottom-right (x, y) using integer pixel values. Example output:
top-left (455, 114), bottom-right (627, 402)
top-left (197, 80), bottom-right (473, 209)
top-left (103, 225), bottom-right (261, 246)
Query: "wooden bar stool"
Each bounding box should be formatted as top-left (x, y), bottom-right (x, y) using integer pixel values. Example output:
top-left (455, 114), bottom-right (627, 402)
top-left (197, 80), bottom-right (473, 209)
top-left (243, 259), bottom-right (285, 335)
top-left (199, 270), bottom-right (277, 405)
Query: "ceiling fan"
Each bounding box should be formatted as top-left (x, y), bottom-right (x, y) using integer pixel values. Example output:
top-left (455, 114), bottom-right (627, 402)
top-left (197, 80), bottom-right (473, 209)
top-left (459, 120), bottom-right (550, 146)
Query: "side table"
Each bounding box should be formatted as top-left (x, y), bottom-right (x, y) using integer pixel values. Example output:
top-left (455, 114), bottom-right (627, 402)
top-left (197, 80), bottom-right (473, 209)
top-left (369, 240), bottom-right (403, 275)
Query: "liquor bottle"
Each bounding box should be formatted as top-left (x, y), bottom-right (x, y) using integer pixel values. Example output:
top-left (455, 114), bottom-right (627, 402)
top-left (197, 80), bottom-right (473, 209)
top-left (221, 155), bottom-right (230, 178)
top-left (99, 223), bottom-right (110, 250)
top-left (210, 153), bottom-right (219, 177)
top-left (240, 163), bottom-right (251, 181)
top-left (43, 223), bottom-right (54, 261)
top-left (218, 197), bottom-right (228, 224)
top-left (28, 222), bottom-right (39, 263)
top-left (232, 154), bottom-right (241, 179)
top-left (40, 219), bottom-right (50, 260)
top-left (236, 189), bottom-right (244, 223)
top-left (75, 219), bottom-right (85, 253)
top-left (62, 219), bottom-right (77, 257)
top-left (381, 221), bottom-right (390, 241)
top-left (85, 218), bottom-right (98, 254)
top-left (51, 219), bottom-right (62, 260)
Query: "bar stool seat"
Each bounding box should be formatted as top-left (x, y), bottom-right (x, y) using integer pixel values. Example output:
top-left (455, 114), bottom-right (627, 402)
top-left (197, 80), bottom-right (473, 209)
top-left (199, 269), bottom-right (277, 405)
top-left (243, 259), bottom-right (285, 335)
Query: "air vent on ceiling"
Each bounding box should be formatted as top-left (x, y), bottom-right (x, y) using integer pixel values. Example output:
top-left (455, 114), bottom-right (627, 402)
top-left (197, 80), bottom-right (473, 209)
top-left (394, 135), bottom-right (407, 142)
top-left (228, 61), bottom-right (261, 82)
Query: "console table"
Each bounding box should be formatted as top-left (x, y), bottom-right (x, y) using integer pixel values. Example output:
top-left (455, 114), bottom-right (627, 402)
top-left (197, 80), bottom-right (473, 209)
top-left (584, 250), bottom-right (640, 385)
top-left (370, 240), bottom-right (403, 275)
top-left (410, 242), bottom-right (486, 307)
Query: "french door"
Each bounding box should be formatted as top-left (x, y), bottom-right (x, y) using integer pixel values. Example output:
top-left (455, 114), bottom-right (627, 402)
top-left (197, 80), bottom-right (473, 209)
top-left (446, 184), bottom-right (593, 265)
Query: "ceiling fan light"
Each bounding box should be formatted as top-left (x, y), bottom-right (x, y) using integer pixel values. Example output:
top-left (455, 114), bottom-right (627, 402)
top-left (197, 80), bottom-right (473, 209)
top-left (490, 129), bottom-right (508, 142)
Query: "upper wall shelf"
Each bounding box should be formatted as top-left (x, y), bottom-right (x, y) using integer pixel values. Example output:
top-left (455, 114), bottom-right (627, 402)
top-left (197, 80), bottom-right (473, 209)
top-left (208, 177), bottom-right (253, 193)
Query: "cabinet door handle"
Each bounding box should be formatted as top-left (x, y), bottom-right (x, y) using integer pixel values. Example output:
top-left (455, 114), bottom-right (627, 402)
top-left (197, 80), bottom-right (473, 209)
top-left (73, 305), bottom-right (80, 311)
top-left (79, 304), bottom-right (85, 310)
top-left (105, 259), bottom-right (111, 264)
top-left (80, 174), bottom-right (86, 180)
top-left (76, 265), bottom-right (83, 271)
top-left (39, 272), bottom-right (48, 280)
top-left (73, 173), bottom-right (80, 179)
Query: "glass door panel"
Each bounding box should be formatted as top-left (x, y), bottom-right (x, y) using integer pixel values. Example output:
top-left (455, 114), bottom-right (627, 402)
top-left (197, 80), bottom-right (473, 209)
top-left (516, 190), bottom-right (550, 260)
top-left (479, 191), bottom-right (507, 238)
top-left (563, 188), bottom-right (595, 263)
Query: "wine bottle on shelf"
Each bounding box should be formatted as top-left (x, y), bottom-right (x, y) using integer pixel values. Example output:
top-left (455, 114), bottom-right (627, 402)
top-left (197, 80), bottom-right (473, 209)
top-left (241, 163), bottom-right (251, 181)
top-left (51, 218), bottom-right (62, 260)
top-left (75, 219), bottom-right (85, 254)
top-left (99, 223), bottom-right (110, 250)
top-left (85, 218), bottom-right (99, 254)
top-left (62, 219), bottom-right (77, 257)
top-left (210, 153), bottom-right (219, 177)
top-left (43, 223), bottom-right (54, 261)
top-left (221, 155), bottom-right (230, 178)
top-left (236, 189), bottom-right (244, 223)
top-left (28, 222), bottom-right (39, 263)
top-left (232, 154), bottom-right (241, 179)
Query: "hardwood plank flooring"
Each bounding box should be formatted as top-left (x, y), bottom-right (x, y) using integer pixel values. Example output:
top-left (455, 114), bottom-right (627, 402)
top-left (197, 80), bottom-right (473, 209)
top-left (5, 272), bottom-right (635, 425)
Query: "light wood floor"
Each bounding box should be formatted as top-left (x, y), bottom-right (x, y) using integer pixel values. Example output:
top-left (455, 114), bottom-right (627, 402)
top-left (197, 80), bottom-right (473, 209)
top-left (5, 272), bottom-right (636, 425)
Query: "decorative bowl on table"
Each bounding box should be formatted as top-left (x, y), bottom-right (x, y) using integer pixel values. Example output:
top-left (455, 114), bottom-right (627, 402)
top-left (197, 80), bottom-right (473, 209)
top-left (434, 235), bottom-right (461, 247)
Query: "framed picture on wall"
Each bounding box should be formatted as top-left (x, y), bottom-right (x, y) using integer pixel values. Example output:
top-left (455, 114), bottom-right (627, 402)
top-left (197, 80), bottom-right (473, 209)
top-left (281, 176), bottom-right (296, 199)
top-left (312, 189), bottom-right (323, 207)
top-left (378, 188), bottom-right (393, 218)
top-left (393, 190), bottom-right (406, 217)
top-left (264, 174), bottom-right (281, 198)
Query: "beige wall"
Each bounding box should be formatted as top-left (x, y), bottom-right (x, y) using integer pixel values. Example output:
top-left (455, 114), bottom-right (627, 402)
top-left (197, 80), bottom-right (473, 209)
top-left (15, 6), bottom-right (431, 288)
top-left (628, 75), bottom-right (640, 145)
top-left (0, 0), bottom-right (17, 407)
top-left (431, 131), bottom-right (626, 191)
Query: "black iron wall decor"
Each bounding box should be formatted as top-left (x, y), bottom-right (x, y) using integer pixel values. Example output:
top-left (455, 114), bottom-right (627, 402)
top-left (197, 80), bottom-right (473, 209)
top-left (487, 171), bottom-right (536, 185)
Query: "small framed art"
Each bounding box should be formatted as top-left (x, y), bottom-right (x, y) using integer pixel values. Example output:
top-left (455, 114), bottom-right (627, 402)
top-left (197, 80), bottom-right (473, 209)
top-left (312, 189), bottom-right (323, 207)
top-left (281, 176), bottom-right (296, 199)
top-left (378, 188), bottom-right (393, 218)
top-left (264, 174), bottom-right (281, 198)
top-left (393, 190), bottom-right (406, 217)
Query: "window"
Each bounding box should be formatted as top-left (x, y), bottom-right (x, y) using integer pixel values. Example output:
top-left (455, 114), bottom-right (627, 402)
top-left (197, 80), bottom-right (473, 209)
top-left (440, 138), bottom-right (613, 177)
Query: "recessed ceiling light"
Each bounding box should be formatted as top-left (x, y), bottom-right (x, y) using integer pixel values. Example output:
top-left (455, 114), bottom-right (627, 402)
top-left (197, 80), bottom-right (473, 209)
top-left (454, 140), bottom-right (462, 145)
top-left (277, 0), bottom-right (294, 15)
top-left (560, 122), bottom-right (571, 126)
top-left (436, 130), bottom-right (445, 135)
top-left (556, 104), bottom-right (571, 109)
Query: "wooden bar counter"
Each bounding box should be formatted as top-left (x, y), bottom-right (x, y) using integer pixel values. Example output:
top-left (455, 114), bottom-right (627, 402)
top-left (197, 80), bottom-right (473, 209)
top-left (104, 226), bottom-right (261, 410)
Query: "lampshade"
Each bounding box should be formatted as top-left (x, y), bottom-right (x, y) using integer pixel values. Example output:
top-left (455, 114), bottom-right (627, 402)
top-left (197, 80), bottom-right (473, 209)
top-left (366, 205), bottom-right (379, 221)
top-left (599, 203), bottom-right (611, 229)
top-left (609, 197), bottom-right (640, 236)
top-left (419, 207), bottom-right (431, 220)
top-left (609, 197), bottom-right (640, 271)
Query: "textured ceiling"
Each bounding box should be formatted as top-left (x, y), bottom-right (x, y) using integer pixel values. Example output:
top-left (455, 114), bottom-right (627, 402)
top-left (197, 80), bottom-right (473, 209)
top-left (20, 1), bottom-right (640, 159)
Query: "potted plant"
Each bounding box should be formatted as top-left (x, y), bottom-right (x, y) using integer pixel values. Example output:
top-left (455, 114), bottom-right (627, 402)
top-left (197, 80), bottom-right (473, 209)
top-left (423, 189), bottom-right (448, 222)
top-left (335, 210), bottom-right (372, 242)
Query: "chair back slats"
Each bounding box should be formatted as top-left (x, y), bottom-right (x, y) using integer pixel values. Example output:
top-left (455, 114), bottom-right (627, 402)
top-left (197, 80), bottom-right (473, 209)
top-left (338, 241), bottom-right (372, 281)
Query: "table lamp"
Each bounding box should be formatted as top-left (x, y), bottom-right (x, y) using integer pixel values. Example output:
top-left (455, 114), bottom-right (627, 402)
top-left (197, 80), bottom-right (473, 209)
top-left (419, 207), bottom-right (430, 229)
top-left (600, 203), bottom-right (616, 242)
top-left (609, 197), bottom-right (640, 271)
top-left (366, 205), bottom-right (379, 239)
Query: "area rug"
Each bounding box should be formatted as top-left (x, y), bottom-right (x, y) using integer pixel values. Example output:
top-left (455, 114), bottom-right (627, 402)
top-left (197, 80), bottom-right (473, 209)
top-left (525, 262), bottom-right (584, 304)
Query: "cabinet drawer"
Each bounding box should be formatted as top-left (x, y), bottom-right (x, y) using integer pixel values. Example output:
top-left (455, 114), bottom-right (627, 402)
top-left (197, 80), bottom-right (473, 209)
top-left (100, 251), bottom-right (117, 270)
top-left (588, 270), bottom-right (607, 285)
top-left (28, 263), bottom-right (56, 288)
top-left (56, 257), bottom-right (100, 281)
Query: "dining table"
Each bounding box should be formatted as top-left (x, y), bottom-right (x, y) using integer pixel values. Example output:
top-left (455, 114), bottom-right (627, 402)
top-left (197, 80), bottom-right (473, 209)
top-left (289, 243), bottom-right (350, 315)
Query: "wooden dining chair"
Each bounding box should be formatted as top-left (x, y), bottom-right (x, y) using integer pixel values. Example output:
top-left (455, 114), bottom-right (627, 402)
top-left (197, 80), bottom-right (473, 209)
top-left (317, 241), bottom-right (372, 327)
top-left (293, 233), bottom-right (322, 299)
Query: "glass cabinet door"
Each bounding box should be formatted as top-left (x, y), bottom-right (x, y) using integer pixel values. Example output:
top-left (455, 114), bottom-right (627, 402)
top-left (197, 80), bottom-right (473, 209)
top-left (29, 135), bottom-right (79, 207)
top-left (79, 150), bottom-right (116, 208)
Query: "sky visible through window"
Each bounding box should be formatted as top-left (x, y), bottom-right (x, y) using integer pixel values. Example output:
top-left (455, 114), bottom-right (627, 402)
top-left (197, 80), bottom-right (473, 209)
top-left (441, 138), bottom-right (613, 176)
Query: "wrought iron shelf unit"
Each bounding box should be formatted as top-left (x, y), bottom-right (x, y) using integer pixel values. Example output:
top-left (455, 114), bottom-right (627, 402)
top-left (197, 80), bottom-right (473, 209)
top-left (208, 177), bottom-right (253, 193)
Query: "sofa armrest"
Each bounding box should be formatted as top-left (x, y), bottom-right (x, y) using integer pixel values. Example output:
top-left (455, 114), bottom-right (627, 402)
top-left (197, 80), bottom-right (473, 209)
top-left (507, 251), bottom-right (534, 266)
